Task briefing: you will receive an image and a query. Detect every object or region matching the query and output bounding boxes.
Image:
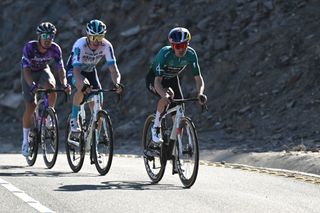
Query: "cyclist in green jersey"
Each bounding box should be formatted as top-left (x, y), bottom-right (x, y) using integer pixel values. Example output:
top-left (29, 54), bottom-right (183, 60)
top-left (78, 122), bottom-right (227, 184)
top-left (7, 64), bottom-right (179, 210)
top-left (146, 27), bottom-right (207, 143)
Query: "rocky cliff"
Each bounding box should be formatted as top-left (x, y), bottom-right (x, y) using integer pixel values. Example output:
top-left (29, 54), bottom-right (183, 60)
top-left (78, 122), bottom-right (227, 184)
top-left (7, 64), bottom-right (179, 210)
top-left (1, 0), bottom-right (320, 152)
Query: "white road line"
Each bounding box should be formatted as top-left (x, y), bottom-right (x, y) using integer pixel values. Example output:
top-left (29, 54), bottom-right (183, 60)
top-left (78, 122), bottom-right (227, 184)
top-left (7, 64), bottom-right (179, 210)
top-left (0, 177), bottom-right (55, 213)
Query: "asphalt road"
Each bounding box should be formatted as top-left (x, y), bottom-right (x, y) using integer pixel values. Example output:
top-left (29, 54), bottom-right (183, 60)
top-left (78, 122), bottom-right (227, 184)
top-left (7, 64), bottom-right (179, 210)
top-left (0, 154), bottom-right (320, 213)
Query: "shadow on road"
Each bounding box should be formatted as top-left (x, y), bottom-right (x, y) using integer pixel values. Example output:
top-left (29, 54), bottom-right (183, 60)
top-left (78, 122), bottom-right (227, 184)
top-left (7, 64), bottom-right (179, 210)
top-left (0, 165), bottom-right (95, 177)
top-left (56, 181), bottom-right (184, 191)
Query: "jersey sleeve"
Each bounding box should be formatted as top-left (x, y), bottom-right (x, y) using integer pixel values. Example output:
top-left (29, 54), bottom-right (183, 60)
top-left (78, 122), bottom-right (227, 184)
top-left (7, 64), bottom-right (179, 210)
top-left (189, 48), bottom-right (201, 76)
top-left (152, 48), bottom-right (166, 77)
top-left (103, 40), bottom-right (116, 67)
top-left (53, 43), bottom-right (65, 70)
top-left (21, 43), bottom-right (32, 69)
top-left (71, 40), bottom-right (82, 68)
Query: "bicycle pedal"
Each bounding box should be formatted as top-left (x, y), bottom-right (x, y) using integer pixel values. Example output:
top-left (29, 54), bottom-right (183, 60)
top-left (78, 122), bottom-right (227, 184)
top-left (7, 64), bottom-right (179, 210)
top-left (172, 168), bottom-right (179, 175)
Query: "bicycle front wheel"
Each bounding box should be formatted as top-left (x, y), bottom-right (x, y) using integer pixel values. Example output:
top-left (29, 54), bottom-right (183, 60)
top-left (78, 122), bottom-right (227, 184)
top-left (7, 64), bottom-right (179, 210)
top-left (92, 110), bottom-right (114, 175)
top-left (142, 114), bottom-right (166, 183)
top-left (65, 114), bottom-right (85, 172)
top-left (26, 112), bottom-right (39, 166)
top-left (176, 117), bottom-right (199, 188)
top-left (41, 107), bottom-right (59, 169)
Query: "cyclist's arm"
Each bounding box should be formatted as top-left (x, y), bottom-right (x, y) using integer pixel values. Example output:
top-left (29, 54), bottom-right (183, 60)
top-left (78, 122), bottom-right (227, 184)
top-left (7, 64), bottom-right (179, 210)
top-left (22, 68), bottom-right (33, 87)
top-left (108, 64), bottom-right (121, 85)
top-left (154, 76), bottom-right (167, 98)
top-left (57, 67), bottom-right (68, 87)
top-left (194, 75), bottom-right (205, 95)
top-left (73, 67), bottom-right (83, 90)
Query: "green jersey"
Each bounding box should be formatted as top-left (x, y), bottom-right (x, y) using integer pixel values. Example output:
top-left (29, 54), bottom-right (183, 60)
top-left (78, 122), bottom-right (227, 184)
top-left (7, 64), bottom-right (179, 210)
top-left (151, 46), bottom-right (201, 78)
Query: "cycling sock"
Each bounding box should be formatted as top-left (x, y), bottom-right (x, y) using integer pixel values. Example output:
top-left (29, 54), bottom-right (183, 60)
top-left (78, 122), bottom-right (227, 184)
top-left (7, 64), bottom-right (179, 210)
top-left (153, 111), bottom-right (161, 127)
top-left (71, 105), bottom-right (80, 119)
top-left (23, 128), bottom-right (30, 145)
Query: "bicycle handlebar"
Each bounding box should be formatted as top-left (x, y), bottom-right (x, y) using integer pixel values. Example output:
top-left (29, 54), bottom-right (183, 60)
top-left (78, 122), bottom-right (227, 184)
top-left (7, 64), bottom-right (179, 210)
top-left (171, 97), bottom-right (199, 103)
top-left (88, 89), bottom-right (117, 95)
top-left (84, 88), bottom-right (122, 103)
top-left (171, 97), bottom-right (208, 112)
top-left (36, 88), bottom-right (66, 93)
top-left (36, 88), bottom-right (68, 102)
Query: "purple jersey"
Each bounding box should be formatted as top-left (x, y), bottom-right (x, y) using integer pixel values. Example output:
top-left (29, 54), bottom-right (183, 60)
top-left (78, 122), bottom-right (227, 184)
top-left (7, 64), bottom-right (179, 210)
top-left (21, 40), bottom-right (64, 71)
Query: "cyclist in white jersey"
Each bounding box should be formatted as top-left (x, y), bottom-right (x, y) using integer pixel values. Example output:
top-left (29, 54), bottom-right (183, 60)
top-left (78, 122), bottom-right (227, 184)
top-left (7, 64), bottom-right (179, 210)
top-left (68, 19), bottom-right (123, 132)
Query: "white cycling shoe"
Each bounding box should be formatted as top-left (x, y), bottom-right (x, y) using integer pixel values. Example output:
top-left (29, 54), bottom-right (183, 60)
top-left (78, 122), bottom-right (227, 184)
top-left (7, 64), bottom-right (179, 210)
top-left (151, 126), bottom-right (163, 143)
top-left (21, 143), bottom-right (29, 157)
top-left (70, 118), bottom-right (81, 132)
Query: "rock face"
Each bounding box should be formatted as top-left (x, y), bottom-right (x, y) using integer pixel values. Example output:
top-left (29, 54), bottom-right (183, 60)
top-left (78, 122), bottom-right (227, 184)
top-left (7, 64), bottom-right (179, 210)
top-left (1, 0), bottom-right (320, 152)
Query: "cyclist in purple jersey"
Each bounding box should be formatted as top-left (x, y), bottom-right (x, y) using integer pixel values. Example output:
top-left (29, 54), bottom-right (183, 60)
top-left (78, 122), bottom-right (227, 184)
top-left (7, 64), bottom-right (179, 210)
top-left (20, 22), bottom-right (71, 157)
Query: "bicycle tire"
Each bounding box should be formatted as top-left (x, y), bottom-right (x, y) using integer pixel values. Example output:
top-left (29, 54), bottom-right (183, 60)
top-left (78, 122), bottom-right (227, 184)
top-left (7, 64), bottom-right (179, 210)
top-left (176, 117), bottom-right (199, 188)
top-left (65, 114), bottom-right (85, 172)
top-left (92, 110), bottom-right (114, 175)
top-left (142, 114), bottom-right (166, 183)
top-left (26, 112), bottom-right (39, 166)
top-left (42, 107), bottom-right (59, 169)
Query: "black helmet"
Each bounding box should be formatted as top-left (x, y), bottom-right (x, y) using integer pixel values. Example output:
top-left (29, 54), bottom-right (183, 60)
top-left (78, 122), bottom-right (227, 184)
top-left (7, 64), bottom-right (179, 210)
top-left (36, 22), bottom-right (57, 34)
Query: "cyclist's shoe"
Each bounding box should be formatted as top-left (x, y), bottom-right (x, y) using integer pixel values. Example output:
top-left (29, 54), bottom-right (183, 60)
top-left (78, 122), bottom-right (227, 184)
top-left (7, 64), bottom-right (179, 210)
top-left (151, 126), bottom-right (163, 143)
top-left (70, 118), bottom-right (81, 132)
top-left (21, 143), bottom-right (29, 157)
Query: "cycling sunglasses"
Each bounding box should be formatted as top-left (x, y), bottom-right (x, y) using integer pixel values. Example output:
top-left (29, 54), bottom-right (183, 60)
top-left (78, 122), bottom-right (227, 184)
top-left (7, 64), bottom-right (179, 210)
top-left (88, 35), bottom-right (104, 42)
top-left (172, 42), bottom-right (188, 50)
top-left (40, 33), bottom-right (55, 40)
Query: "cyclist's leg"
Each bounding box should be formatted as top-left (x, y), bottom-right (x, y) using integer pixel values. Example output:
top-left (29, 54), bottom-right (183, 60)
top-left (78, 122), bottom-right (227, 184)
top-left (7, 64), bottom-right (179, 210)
top-left (21, 70), bottom-right (41, 155)
top-left (39, 67), bottom-right (56, 107)
top-left (85, 68), bottom-right (102, 112)
top-left (146, 71), bottom-right (170, 142)
top-left (70, 70), bottom-right (86, 131)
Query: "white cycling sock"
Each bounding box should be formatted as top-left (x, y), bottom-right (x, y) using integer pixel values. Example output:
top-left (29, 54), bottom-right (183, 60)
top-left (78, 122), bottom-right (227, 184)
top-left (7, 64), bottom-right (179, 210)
top-left (153, 111), bottom-right (161, 128)
top-left (23, 128), bottom-right (30, 145)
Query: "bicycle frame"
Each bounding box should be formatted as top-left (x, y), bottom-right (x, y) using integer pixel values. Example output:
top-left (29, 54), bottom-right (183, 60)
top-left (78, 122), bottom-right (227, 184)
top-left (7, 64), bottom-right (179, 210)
top-left (68, 89), bottom-right (112, 151)
top-left (35, 89), bottom-right (66, 128)
top-left (162, 104), bottom-right (185, 157)
top-left (27, 88), bottom-right (65, 168)
top-left (80, 92), bottom-right (102, 151)
top-left (34, 92), bottom-right (49, 128)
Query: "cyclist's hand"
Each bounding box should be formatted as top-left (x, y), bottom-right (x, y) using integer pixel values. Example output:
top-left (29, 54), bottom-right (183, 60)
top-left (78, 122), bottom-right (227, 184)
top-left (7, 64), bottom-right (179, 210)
top-left (64, 84), bottom-right (71, 95)
top-left (114, 83), bottom-right (124, 94)
top-left (162, 92), bottom-right (172, 105)
top-left (80, 78), bottom-right (91, 95)
top-left (198, 94), bottom-right (207, 105)
top-left (30, 82), bottom-right (38, 95)
top-left (82, 85), bottom-right (92, 95)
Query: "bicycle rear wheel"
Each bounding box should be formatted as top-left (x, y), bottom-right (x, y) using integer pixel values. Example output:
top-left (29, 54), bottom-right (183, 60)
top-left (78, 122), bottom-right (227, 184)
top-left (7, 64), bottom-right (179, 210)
top-left (42, 107), bottom-right (59, 169)
top-left (65, 114), bottom-right (85, 172)
top-left (176, 117), bottom-right (199, 188)
top-left (26, 112), bottom-right (39, 166)
top-left (92, 110), bottom-right (113, 175)
top-left (142, 114), bottom-right (166, 183)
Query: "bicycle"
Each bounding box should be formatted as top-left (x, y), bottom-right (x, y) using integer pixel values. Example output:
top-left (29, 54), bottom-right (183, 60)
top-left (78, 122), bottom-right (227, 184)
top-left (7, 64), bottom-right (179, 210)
top-left (65, 89), bottom-right (117, 175)
top-left (143, 97), bottom-right (205, 188)
top-left (26, 88), bottom-right (67, 169)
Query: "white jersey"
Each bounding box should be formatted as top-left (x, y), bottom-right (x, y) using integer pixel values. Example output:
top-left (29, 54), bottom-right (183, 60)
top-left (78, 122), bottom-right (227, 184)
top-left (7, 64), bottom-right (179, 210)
top-left (71, 37), bottom-right (116, 72)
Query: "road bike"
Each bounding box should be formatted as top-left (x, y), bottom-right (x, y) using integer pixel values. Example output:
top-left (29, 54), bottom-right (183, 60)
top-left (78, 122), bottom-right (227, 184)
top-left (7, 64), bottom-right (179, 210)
top-left (26, 88), bottom-right (66, 169)
top-left (65, 89), bottom-right (116, 175)
top-left (143, 98), bottom-right (205, 188)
